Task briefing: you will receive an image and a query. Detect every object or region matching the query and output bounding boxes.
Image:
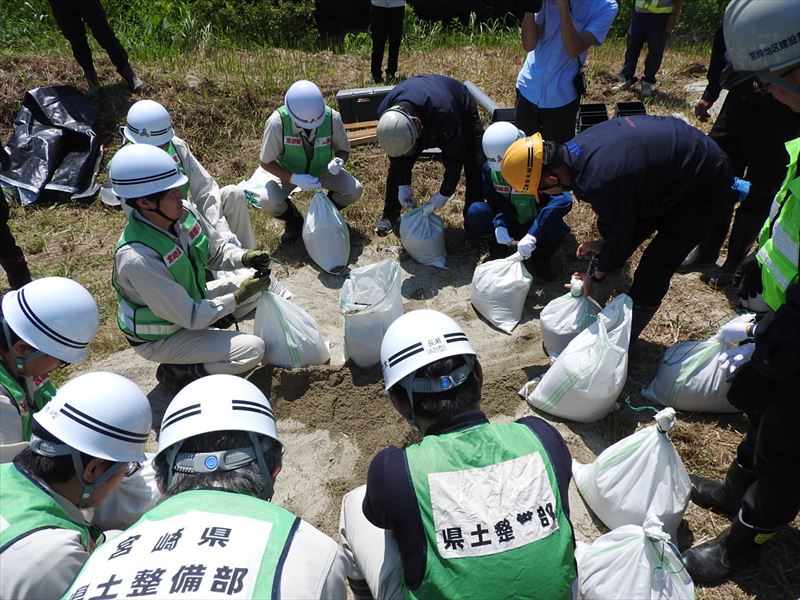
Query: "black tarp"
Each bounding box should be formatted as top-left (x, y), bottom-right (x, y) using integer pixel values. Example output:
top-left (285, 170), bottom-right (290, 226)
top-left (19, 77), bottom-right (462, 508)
top-left (0, 85), bottom-right (100, 205)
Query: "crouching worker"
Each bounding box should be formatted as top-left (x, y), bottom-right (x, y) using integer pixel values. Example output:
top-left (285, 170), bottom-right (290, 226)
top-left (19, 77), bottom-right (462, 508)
top-left (65, 374), bottom-right (349, 599)
top-left (466, 122), bottom-right (572, 279)
top-left (0, 372), bottom-right (151, 599)
top-left (110, 144), bottom-right (274, 395)
top-left (340, 309), bottom-right (577, 599)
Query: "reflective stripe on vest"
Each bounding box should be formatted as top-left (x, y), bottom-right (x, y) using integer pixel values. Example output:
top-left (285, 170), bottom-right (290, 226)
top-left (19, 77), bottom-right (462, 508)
top-left (490, 169), bottom-right (538, 224)
top-left (0, 464), bottom-right (90, 552)
top-left (635, 0), bottom-right (676, 13)
top-left (64, 490), bottom-right (299, 599)
top-left (114, 210), bottom-right (210, 341)
top-left (275, 105), bottom-right (333, 178)
top-left (404, 422), bottom-right (576, 599)
top-left (757, 137), bottom-right (800, 311)
top-left (0, 364), bottom-right (56, 442)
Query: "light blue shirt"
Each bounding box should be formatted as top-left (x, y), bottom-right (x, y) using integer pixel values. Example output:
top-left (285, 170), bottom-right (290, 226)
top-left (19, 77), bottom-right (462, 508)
top-left (516, 0), bottom-right (618, 108)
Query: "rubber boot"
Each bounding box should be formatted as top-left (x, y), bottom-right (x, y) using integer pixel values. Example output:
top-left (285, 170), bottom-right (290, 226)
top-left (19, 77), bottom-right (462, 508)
top-left (683, 514), bottom-right (776, 584)
top-left (679, 212), bottom-right (730, 272)
top-left (277, 201), bottom-right (304, 243)
top-left (630, 301), bottom-right (659, 341)
top-left (712, 213), bottom-right (765, 287)
top-left (156, 363), bottom-right (208, 395)
top-left (690, 461), bottom-right (756, 518)
top-left (119, 64), bottom-right (143, 92)
top-left (525, 251), bottom-right (557, 281)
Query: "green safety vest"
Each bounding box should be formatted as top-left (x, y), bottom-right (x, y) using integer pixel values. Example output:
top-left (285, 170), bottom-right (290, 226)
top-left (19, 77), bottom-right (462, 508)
top-left (0, 464), bottom-right (90, 552)
top-left (64, 489), bottom-right (299, 599)
top-left (113, 211), bottom-right (210, 341)
top-left (757, 137), bottom-right (800, 312)
top-left (635, 0), bottom-right (676, 13)
top-left (0, 363), bottom-right (56, 441)
top-left (275, 105), bottom-right (333, 178)
top-left (404, 422), bottom-right (576, 600)
top-left (109, 140), bottom-right (190, 200)
top-left (490, 169), bottom-right (539, 224)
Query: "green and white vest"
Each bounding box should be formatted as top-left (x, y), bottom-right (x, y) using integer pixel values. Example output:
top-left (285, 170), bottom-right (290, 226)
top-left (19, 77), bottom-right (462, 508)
top-left (635, 0), bottom-right (676, 14)
top-left (0, 363), bottom-right (56, 441)
top-left (490, 169), bottom-right (539, 224)
top-left (757, 137), bottom-right (800, 311)
top-left (0, 464), bottom-right (90, 553)
top-left (404, 422), bottom-right (576, 600)
top-left (113, 211), bottom-right (210, 341)
top-left (276, 105), bottom-right (333, 178)
top-left (64, 490), bottom-right (299, 599)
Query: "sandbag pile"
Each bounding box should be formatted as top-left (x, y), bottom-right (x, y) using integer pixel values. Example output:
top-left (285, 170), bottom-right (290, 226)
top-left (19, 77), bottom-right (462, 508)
top-left (254, 292), bottom-right (330, 369)
top-left (303, 191), bottom-right (351, 274)
top-left (400, 205), bottom-right (446, 268)
top-left (470, 251), bottom-right (532, 333)
top-left (521, 294), bottom-right (632, 422)
top-left (572, 407), bottom-right (691, 541)
top-left (540, 278), bottom-right (602, 359)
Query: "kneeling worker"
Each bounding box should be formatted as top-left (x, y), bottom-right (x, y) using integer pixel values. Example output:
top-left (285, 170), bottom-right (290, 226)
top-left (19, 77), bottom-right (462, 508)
top-left (110, 144), bottom-right (273, 394)
top-left (340, 309), bottom-right (577, 599)
top-left (66, 374), bottom-right (348, 598)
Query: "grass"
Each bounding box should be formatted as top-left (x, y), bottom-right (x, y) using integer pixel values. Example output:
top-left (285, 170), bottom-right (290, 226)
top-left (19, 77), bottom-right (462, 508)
top-left (1, 32), bottom-right (798, 599)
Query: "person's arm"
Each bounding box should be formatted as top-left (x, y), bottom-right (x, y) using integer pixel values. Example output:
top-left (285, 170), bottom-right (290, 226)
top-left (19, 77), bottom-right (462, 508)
top-left (259, 111), bottom-right (293, 180)
top-left (483, 165), bottom-right (513, 230)
top-left (702, 26), bottom-right (726, 105)
top-left (331, 111), bottom-right (351, 163)
top-left (555, 0), bottom-right (599, 59)
top-left (749, 283), bottom-right (800, 381)
top-left (665, 0), bottom-right (683, 33)
top-left (174, 138), bottom-right (231, 236)
top-left (521, 11), bottom-right (541, 53)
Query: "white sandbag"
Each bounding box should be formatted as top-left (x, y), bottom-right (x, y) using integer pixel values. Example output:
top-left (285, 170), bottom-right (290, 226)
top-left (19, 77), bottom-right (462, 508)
top-left (399, 205), bottom-right (446, 268)
top-left (302, 191), bottom-right (350, 274)
top-left (470, 251), bottom-right (532, 333)
top-left (641, 314), bottom-right (756, 413)
top-left (521, 294), bottom-right (632, 422)
top-left (340, 259), bottom-right (403, 368)
top-left (254, 292), bottom-right (330, 368)
top-left (89, 454), bottom-right (160, 530)
top-left (572, 407), bottom-right (691, 540)
top-left (575, 513), bottom-right (694, 600)
top-left (540, 285), bottom-right (602, 359)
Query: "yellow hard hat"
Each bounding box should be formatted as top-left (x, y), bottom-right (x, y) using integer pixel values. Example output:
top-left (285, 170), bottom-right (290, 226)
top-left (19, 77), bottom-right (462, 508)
top-left (500, 133), bottom-right (543, 194)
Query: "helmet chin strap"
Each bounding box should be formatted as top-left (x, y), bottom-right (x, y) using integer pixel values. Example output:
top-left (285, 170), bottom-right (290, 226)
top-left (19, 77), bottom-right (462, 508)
top-left (1, 316), bottom-right (44, 376)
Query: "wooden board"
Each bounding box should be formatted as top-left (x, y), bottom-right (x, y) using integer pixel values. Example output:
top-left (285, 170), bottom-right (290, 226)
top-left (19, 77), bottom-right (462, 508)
top-left (345, 120), bottom-right (379, 146)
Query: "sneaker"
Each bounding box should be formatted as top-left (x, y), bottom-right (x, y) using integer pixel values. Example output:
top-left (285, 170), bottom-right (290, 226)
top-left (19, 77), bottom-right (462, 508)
top-left (374, 216), bottom-right (396, 236)
top-left (640, 81), bottom-right (655, 97)
top-left (612, 78), bottom-right (635, 92)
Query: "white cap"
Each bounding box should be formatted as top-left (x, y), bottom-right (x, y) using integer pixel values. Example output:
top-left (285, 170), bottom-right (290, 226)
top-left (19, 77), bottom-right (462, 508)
top-left (110, 144), bottom-right (188, 199)
top-left (123, 99), bottom-right (175, 146)
top-left (284, 80), bottom-right (326, 129)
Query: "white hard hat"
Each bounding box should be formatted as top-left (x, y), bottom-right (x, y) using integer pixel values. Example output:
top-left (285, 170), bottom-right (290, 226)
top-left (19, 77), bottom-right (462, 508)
top-left (482, 121), bottom-right (525, 171)
top-left (110, 144), bottom-right (188, 199)
top-left (284, 80), bottom-right (326, 129)
top-left (33, 372), bottom-right (151, 463)
top-left (377, 106), bottom-right (418, 157)
top-left (123, 99), bottom-right (175, 146)
top-left (380, 309), bottom-right (476, 391)
top-left (1, 277), bottom-right (99, 364)
top-left (722, 0), bottom-right (800, 92)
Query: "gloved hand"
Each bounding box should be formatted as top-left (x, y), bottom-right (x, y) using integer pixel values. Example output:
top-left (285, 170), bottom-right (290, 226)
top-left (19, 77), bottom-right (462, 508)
top-left (718, 344), bottom-right (755, 377)
top-left (694, 99), bottom-right (712, 122)
top-left (289, 173), bottom-right (321, 191)
top-left (327, 157), bottom-right (345, 175)
top-left (720, 319), bottom-right (756, 343)
top-left (517, 234), bottom-right (537, 259)
top-left (232, 270), bottom-right (271, 305)
top-left (731, 177), bottom-right (751, 202)
top-left (429, 192), bottom-right (450, 211)
top-left (398, 185), bottom-right (416, 209)
top-left (734, 255), bottom-right (766, 311)
top-left (495, 227), bottom-right (513, 246)
top-left (242, 250), bottom-right (271, 272)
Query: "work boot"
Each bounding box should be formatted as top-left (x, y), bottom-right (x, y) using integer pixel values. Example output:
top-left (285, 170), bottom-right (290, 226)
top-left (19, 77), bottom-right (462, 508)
top-left (640, 81), bottom-right (655, 97)
top-left (525, 254), bottom-right (557, 281)
top-left (690, 461), bottom-right (756, 518)
top-left (711, 213), bottom-right (765, 287)
top-left (119, 64), bottom-right (143, 92)
top-left (156, 363), bottom-right (208, 395)
top-left (374, 214), bottom-right (398, 237)
top-left (83, 68), bottom-right (100, 94)
top-left (277, 201), bottom-right (304, 243)
top-left (679, 245), bottom-right (719, 272)
top-left (612, 78), bottom-right (635, 92)
top-left (683, 515), bottom-right (776, 585)
top-left (630, 301), bottom-right (659, 341)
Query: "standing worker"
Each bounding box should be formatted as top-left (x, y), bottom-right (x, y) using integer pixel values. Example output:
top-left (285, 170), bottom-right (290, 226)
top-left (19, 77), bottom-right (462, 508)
top-left (340, 309), bottom-right (577, 599)
top-left (0, 148), bottom-right (32, 290)
top-left (370, 0), bottom-right (405, 84)
top-left (681, 0), bottom-right (800, 585)
top-left (374, 74), bottom-right (485, 239)
top-left (258, 80), bottom-right (363, 243)
top-left (501, 115), bottom-right (739, 341)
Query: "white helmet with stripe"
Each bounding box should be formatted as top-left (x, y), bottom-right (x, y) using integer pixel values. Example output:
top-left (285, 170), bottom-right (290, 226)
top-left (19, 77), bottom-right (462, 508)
top-left (123, 99), bottom-right (175, 146)
top-left (380, 309), bottom-right (476, 391)
top-left (110, 144), bottom-right (188, 199)
top-left (284, 80), bottom-right (326, 130)
top-left (482, 121), bottom-right (525, 172)
top-left (1, 277), bottom-right (99, 365)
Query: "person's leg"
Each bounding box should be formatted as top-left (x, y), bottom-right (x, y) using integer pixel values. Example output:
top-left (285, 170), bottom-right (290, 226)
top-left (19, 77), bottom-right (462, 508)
top-left (514, 90), bottom-right (542, 137)
top-left (618, 11), bottom-right (647, 82)
top-left (260, 174), bottom-right (303, 242)
top-left (530, 193), bottom-right (573, 256)
top-left (641, 13), bottom-right (670, 85)
top-left (76, 0), bottom-right (130, 74)
top-left (0, 188), bottom-right (32, 290)
top-left (377, 161), bottom-right (402, 234)
top-left (538, 98), bottom-right (580, 144)
top-left (385, 5), bottom-right (405, 78)
top-left (370, 6), bottom-right (390, 83)
top-left (339, 485), bottom-right (405, 600)
top-left (464, 201), bottom-right (495, 240)
top-left (46, 0), bottom-right (95, 75)
top-left (219, 184), bottom-right (256, 249)
top-left (317, 169), bottom-right (364, 209)
top-left (461, 104), bottom-right (486, 231)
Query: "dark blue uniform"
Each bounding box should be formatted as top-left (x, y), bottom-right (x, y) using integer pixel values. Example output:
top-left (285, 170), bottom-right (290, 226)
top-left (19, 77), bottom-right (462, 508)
top-left (564, 115), bottom-right (736, 337)
top-left (377, 75), bottom-right (485, 230)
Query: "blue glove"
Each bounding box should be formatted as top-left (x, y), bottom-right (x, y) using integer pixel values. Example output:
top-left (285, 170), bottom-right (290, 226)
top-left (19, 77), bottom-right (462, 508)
top-left (732, 177), bottom-right (751, 202)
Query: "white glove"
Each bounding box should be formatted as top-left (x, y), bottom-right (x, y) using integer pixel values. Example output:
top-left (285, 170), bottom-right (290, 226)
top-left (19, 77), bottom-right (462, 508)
top-left (720, 320), bottom-right (755, 344)
top-left (289, 173), bottom-right (321, 191)
top-left (495, 227), bottom-right (513, 246)
top-left (327, 157), bottom-right (344, 175)
top-left (398, 185), bottom-right (416, 209)
top-left (517, 234), bottom-right (537, 259)
top-left (429, 192), bottom-right (450, 211)
top-left (718, 344), bottom-right (755, 376)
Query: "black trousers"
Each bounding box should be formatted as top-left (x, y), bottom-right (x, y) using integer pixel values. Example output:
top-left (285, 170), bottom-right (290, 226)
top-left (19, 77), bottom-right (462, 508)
top-left (370, 5), bottom-right (404, 81)
top-left (618, 12), bottom-right (670, 84)
top-left (514, 90), bottom-right (579, 142)
top-left (46, 0), bottom-right (129, 74)
top-left (0, 188), bottom-right (32, 290)
top-left (730, 364), bottom-right (800, 528)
